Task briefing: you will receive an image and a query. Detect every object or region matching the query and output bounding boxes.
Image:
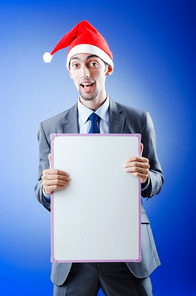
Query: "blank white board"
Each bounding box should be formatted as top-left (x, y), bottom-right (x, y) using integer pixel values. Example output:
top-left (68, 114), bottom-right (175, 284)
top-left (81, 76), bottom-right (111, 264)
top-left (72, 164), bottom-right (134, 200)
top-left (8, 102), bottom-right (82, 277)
top-left (50, 133), bottom-right (141, 263)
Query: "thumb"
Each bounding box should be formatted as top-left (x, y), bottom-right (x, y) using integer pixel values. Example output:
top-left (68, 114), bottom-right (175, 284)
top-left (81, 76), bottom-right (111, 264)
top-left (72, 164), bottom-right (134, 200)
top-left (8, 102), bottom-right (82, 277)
top-left (140, 143), bottom-right (143, 156)
top-left (48, 153), bottom-right (51, 169)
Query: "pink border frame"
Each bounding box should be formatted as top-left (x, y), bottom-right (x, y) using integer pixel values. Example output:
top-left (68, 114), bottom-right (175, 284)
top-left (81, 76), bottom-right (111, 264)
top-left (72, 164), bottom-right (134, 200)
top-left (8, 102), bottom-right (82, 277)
top-left (50, 133), bottom-right (141, 263)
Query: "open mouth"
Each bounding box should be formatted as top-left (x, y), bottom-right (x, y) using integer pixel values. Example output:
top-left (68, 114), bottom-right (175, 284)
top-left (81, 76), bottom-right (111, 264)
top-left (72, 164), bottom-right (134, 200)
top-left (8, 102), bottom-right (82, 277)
top-left (80, 82), bottom-right (95, 92)
top-left (80, 82), bottom-right (94, 89)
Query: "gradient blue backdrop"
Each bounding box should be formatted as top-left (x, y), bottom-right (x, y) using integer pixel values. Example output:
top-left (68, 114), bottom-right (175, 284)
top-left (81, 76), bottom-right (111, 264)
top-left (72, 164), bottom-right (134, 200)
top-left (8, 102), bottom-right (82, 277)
top-left (0, 1), bottom-right (195, 295)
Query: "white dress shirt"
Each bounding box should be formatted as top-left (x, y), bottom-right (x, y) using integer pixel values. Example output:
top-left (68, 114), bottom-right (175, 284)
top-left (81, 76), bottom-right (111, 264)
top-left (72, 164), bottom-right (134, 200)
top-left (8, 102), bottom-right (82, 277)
top-left (78, 96), bottom-right (109, 134)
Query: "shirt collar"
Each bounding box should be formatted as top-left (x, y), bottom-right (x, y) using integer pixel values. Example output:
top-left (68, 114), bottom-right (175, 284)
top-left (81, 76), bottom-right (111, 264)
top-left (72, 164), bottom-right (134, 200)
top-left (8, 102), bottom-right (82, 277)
top-left (78, 95), bottom-right (109, 124)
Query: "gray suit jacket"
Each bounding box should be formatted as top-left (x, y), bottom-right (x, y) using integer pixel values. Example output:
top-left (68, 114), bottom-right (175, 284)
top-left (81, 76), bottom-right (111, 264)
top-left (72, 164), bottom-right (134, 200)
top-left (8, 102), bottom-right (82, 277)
top-left (35, 98), bottom-right (164, 285)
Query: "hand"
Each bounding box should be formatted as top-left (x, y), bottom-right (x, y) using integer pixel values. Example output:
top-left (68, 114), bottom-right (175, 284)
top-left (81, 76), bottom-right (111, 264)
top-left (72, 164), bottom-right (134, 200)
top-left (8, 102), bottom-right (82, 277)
top-left (123, 144), bottom-right (150, 184)
top-left (42, 154), bottom-right (70, 195)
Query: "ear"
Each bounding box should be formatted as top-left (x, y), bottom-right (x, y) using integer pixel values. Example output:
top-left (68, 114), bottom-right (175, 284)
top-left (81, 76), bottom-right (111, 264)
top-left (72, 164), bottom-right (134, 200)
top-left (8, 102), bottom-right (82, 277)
top-left (105, 65), bottom-right (113, 76)
top-left (69, 70), bottom-right (73, 79)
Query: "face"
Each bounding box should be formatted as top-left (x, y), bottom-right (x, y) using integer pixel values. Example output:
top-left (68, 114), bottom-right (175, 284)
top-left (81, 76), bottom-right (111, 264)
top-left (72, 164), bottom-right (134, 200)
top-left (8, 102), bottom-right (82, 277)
top-left (69, 53), bottom-right (112, 109)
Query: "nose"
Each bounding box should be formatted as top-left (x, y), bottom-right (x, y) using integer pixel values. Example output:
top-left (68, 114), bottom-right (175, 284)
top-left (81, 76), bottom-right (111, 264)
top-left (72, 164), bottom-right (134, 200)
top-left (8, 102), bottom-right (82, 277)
top-left (80, 64), bottom-right (90, 78)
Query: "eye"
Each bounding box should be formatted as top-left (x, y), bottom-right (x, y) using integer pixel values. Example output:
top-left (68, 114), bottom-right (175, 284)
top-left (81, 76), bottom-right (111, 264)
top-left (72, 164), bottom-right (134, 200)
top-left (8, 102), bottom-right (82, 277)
top-left (71, 63), bottom-right (79, 69)
top-left (89, 61), bottom-right (98, 68)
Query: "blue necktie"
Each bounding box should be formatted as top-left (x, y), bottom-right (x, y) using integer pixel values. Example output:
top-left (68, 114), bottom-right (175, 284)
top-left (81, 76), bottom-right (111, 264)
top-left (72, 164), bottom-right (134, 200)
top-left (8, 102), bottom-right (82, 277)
top-left (88, 113), bottom-right (99, 133)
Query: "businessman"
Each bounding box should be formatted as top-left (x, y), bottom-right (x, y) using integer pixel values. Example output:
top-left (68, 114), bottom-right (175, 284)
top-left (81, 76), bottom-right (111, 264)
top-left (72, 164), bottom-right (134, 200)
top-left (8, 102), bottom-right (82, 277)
top-left (35, 20), bottom-right (164, 296)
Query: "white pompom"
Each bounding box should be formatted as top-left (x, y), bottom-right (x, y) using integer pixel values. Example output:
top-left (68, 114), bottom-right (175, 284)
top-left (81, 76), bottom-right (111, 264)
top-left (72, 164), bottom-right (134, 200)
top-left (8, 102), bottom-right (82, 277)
top-left (43, 52), bottom-right (53, 63)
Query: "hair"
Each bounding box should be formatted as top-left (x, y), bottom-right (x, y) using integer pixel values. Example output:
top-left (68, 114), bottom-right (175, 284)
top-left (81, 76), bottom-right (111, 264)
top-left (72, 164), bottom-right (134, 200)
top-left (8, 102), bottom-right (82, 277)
top-left (104, 61), bottom-right (108, 71)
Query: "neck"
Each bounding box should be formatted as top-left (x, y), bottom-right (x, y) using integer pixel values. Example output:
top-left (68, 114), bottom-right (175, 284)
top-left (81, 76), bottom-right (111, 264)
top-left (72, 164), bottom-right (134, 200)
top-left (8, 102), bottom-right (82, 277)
top-left (80, 90), bottom-right (107, 111)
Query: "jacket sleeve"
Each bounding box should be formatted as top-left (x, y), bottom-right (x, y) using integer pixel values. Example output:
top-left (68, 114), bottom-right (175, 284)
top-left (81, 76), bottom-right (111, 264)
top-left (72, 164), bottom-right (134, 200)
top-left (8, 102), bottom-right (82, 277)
top-left (34, 122), bottom-right (51, 211)
top-left (141, 112), bottom-right (164, 198)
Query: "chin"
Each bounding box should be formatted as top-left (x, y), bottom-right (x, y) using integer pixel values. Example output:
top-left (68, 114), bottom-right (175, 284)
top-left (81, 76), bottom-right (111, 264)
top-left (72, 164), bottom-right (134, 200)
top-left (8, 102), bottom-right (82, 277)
top-left (80, 90), bottom-right (98, 101)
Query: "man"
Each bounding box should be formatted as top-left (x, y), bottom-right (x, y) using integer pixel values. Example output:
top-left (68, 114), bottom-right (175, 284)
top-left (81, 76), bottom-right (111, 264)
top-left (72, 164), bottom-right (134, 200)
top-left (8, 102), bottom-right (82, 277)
top-left (35, 20), bottom-right (164, 296)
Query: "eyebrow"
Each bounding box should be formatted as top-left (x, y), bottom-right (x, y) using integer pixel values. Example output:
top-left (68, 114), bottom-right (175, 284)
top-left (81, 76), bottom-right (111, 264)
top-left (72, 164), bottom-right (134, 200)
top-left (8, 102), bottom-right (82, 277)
top-left (86, 54), bottom-right (99, 60)
top-left (70, 54), bottom-right (99, 62)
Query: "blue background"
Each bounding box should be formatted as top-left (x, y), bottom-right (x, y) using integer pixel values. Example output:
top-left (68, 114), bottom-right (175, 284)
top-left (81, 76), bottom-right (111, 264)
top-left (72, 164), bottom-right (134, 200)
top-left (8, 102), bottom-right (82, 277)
top-left (0, 0), bottom-right (195, 295)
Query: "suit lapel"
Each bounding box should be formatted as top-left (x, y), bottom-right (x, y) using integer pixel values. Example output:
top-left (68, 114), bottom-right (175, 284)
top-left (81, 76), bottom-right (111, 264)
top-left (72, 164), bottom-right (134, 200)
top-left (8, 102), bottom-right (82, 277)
top-left (109, 98), bottom-right (125, 133)
top-left (60, 99), bottom-right (125, 134)
top-left (61, 103), bottom-right (79, 133)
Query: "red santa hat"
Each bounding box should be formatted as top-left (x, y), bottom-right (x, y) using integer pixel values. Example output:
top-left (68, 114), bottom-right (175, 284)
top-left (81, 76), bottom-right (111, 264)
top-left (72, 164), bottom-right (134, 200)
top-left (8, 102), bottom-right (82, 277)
top-left (43, 20), bottom-right (114, 70)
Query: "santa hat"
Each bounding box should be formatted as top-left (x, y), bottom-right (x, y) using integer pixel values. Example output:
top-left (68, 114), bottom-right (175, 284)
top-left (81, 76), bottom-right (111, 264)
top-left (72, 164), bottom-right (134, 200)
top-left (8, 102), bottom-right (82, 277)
top-left (43, 20), bottom-right (113, 70)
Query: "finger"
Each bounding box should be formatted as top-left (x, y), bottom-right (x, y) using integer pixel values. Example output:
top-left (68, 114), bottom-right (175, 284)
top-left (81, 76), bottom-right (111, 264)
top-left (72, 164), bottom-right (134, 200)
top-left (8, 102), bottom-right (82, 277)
top-left (123, 160), bottom-right (150, 169)
top-left (44, 184), bottom-right (66, 195)
top-left (125, 155), bottom-right (149, 164)
top-left (42, 172), bottom-right (70, 181)
top-left (129, 171), bottom-right (148, 184)
top-left (42, 176), bottom-right (70, 195)
top-left (124, 165), bottom-right (149, 175)
top-left (43, 178), bottom-right (69, 187)
top-left (43, 168), bottom-right (69, 177)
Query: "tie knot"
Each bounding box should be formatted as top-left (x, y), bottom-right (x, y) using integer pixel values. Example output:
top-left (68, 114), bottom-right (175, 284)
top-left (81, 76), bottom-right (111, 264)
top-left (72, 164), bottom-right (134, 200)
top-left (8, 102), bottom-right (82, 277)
top-left (89, 112), bottom-right (99, 124)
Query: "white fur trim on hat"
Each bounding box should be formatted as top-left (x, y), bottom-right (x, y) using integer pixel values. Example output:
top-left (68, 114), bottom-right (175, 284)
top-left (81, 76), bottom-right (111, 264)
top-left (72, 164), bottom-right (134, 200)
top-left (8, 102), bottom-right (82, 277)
top-left (66, 44), bottom-right (114, 69)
